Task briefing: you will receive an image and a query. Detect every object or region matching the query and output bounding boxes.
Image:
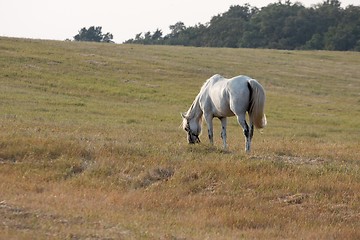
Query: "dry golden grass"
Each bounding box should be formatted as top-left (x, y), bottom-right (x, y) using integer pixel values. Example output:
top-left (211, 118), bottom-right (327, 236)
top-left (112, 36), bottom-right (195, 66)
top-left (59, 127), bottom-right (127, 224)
top-left (1, 37), bottom-right (360, 239)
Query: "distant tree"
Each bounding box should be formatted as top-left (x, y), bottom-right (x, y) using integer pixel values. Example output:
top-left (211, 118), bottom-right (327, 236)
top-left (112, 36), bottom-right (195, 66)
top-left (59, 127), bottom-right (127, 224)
top-left (102, 32), bottom-right (114, 43)
top-left (152, 29), bottom-right (163, 40)
top-left (123, 30), bottom-right (163, 44)
top-left (144, 31), bottom-right (151, 39)
top-left (169, 22), bottom-right (186, 38)
top-left (74, 26), bottom-right (114, 43)
top-left (324, 5), bottom-right (360, 50)
top-left (304, 33), bottom-right (325, 49)
top-left (124, 1), bottom-right (360, 51)
top-left (250, 1), bottom-right (306, 49)
top-left (206, 4), bottom-right (257, 48)
top-left (124, 32), bottom-right (143, 44)
top-left (312, 0), bottom-right (343, 34)
top-left (135, 33), bottom-right (142, 41)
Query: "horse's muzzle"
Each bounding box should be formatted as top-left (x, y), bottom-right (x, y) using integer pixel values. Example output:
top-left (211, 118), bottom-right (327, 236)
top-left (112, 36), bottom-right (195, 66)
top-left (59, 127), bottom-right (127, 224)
top-left (188, 135), bottom-right (201, 144)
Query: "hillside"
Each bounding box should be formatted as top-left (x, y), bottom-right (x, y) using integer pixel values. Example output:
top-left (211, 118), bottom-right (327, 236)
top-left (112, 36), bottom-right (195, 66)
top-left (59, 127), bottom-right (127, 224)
top-left (1, 37), bottom-right (360, 239)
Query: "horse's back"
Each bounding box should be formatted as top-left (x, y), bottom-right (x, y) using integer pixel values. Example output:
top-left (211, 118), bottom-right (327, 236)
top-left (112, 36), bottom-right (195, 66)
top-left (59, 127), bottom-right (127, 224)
top-left (207, 74), bottom-right (252, 100)
top-left (226, 75), bottom-right (252, 96)
top-left (202, 75), bottom-right (252, 117)
top-left (228, 75), bottom-right (251, 87)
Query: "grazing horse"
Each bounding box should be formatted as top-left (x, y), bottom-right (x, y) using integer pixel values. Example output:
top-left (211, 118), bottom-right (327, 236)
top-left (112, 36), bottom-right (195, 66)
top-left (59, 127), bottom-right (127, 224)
top-left (181, 74), bottom-right (267, 152)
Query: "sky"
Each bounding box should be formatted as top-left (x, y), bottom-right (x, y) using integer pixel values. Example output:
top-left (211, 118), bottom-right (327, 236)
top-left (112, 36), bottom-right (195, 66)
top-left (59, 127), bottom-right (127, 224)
top-left (0, 0), bottom-right (358, 43)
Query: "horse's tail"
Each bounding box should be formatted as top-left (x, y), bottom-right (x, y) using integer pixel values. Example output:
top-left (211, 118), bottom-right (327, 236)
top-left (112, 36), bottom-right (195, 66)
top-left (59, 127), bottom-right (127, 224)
top-left (248, 79), bottom-right (267, 129)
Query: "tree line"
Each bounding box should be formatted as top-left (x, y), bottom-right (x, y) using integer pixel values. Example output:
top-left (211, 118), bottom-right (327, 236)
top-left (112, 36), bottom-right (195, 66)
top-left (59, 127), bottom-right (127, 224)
top-left (124, 0), bottom-right (360, 51)
top-left (73, 26), bottom-right (114, 43)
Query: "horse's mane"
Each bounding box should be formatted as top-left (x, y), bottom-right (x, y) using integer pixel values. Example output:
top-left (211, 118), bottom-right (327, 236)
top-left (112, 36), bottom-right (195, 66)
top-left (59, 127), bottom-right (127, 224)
top-left (185, 74), bottom-right (224, 120)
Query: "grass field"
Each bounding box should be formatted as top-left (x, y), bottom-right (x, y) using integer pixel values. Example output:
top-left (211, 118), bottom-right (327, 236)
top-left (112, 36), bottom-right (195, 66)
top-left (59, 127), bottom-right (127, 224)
top-left (1, 37), bottom-right (360, 239)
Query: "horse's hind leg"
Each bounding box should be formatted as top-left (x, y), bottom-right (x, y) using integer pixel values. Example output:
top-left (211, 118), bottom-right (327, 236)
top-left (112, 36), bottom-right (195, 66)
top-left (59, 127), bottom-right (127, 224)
top-left (236, 114), bottom-right (251, 152)
top-left (247, 122), bottom-right (254, 152)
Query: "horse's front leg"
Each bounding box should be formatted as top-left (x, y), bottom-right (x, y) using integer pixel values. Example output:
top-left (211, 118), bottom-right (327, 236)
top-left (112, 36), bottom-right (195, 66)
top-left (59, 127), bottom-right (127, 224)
top-left (219, 117), bottom-right (228, 149)
top-left (204, 114), bottom-right (214, 145)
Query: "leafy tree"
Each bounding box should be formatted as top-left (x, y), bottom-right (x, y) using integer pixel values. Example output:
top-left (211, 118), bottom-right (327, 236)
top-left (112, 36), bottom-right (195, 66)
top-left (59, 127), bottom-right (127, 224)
top-left (251, 1), bottom-right (306, 49)
top-left (324, 5), bottom-right (360, 50)
top-left (135, 33), bottom-right (142, 41)
top-left (169, 22), bottom-right (186, 38)
top-left (102, 32), bottom-right (114, 43)
top-left (304, 33), bottom-right (325, 49)
top-left (152, 29), bottom-right (163, 40)
top-left (124, 1), bottom-right (360, 51)
top-left (74, 26), bottom-right (114, 43)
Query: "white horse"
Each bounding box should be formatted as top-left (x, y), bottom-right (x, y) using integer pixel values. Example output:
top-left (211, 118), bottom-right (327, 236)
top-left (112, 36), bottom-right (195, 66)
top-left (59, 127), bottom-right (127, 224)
top-left (181, 74), bottom-right (267, 152)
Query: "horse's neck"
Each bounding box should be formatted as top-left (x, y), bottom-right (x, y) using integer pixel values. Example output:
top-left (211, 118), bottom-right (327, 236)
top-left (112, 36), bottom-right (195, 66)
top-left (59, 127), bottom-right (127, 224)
top-left (188, 96), bottom-right (203, 120)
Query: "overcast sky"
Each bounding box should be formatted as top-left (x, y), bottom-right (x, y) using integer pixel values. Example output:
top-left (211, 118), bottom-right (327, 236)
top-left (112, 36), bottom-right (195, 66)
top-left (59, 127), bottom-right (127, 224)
top-left (0, 0), bottom-right (358, 43)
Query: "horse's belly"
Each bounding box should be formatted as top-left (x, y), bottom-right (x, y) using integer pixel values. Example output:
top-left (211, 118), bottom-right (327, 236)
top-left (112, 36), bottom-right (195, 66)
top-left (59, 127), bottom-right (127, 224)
top-left (213, 106), bottom-right (234, 117)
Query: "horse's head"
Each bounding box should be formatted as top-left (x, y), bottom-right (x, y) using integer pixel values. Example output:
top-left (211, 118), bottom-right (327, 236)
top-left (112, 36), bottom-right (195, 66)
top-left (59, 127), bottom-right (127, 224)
top-left (181, 113), bottom-right (201, 144)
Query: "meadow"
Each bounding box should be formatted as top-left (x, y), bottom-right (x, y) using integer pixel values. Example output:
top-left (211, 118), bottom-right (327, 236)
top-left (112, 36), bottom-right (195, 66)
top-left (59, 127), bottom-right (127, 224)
top-left (0, 37), bottom-right (359, 239)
